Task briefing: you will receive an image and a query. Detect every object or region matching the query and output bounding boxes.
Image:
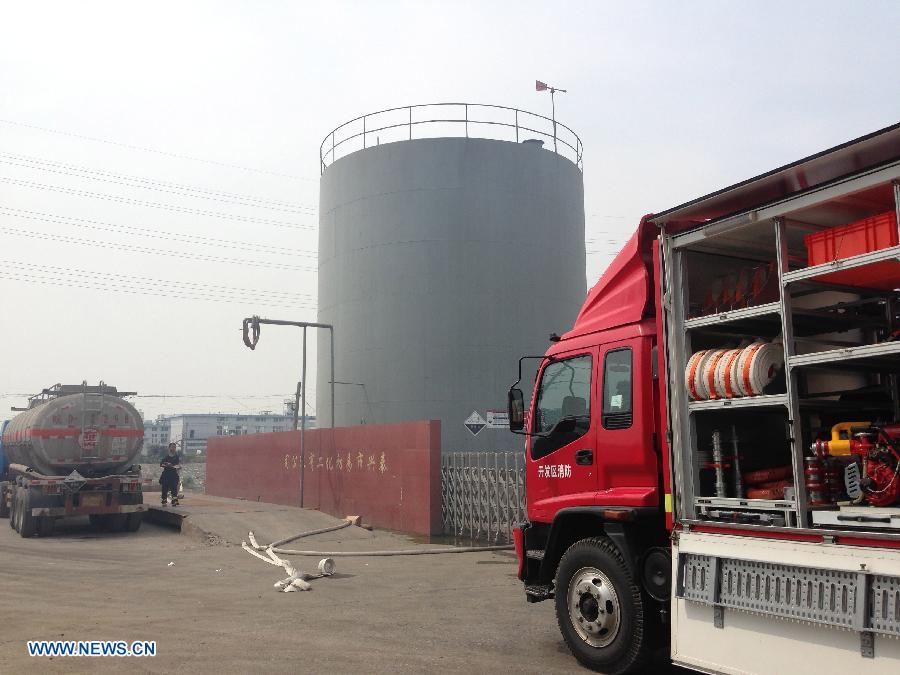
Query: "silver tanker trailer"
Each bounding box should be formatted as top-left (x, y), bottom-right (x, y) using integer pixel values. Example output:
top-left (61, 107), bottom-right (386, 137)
top-left (1, 382), bottom-right (146, 537)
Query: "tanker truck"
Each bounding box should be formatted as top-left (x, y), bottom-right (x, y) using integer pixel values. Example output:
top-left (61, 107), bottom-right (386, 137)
top-left (1, 382), bottom-right (146, 537)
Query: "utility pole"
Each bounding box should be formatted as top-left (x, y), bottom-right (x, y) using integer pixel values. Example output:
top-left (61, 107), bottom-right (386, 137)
top-left (292, 381), bottom-right (301, 431)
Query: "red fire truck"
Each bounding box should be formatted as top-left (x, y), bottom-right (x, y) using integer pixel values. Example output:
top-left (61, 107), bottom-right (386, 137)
top-left (508, 123), bottom-right (900, 673)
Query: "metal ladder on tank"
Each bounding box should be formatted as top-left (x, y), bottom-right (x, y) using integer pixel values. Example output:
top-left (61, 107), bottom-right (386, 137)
top-left (80, 380), bottom-right (104, 459)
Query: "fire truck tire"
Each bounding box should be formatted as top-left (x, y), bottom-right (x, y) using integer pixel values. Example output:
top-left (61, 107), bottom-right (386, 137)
top-left (554, 537), bottom-right (650, 674)
top-left (125, 513), bottom-right (143, 532)
top-left (37, 517), bottom-right (54, 537)
top-left (17, 488), bottom-right (37, 538)
top-left (0, 485), bottom-right (9, 519)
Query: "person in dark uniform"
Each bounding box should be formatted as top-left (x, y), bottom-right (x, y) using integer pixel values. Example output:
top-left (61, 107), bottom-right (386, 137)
top-left (160, 443), bottom-right (181, 507)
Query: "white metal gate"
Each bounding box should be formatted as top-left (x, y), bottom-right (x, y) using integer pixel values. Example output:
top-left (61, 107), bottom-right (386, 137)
top-left (441, 451), bottom-right (526, 543)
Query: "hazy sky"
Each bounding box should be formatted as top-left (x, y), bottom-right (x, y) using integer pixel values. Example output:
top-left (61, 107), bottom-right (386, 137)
top-left (1, 1), bottom-right (898, 419)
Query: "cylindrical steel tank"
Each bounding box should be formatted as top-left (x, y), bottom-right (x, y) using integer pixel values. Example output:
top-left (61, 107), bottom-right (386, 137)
top-left (317, 123), bottom-right (586, 451)
top-left (2, 394), bottom-right (143, 476)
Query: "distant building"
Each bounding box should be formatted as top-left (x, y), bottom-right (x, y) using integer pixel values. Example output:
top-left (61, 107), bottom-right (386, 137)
top-left (142, 416), bottom-right (172, 456)
top-left (144, 413), bottom-right (316, 455)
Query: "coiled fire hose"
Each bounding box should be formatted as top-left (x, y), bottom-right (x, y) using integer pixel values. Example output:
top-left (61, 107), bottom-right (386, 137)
top-left (686, 341), bottom-right (783, 400)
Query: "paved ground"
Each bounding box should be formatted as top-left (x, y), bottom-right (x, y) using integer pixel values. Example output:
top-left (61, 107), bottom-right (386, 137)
top-left (0, 495), bottom-right (679, 673)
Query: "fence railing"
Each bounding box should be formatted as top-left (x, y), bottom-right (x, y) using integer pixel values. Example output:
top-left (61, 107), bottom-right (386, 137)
top-left (441, 451), bottom-right (525, 543)
top-left (320, 103), bottom-right (583, 174)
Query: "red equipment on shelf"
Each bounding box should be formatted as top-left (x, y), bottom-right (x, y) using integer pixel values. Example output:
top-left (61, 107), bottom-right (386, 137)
top-left (804, 211), bottom-right (900, 289)
top-left (698, 262), bottom-right (779, 316)
top-left (811, 422), bottom-right (900, 507)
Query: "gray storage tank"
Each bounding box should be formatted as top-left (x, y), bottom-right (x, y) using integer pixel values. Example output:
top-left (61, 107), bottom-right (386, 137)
top-left (316, 104), bottom-right (586, 451)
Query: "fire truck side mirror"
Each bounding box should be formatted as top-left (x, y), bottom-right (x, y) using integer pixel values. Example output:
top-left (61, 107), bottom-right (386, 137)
top-left (508, 387), bottom-right (525, 431)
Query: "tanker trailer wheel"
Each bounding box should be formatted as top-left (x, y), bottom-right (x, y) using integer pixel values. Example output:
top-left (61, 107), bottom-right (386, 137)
top-left (125, 512), bottom-right (143, 532)
top-left (9, 487), bottom-right (18, 530)
top-left (106, 514), bottom-right (128, 532)
top-left (554, 537), bottom-right (650, 675)
top-left (16, 488), bottom-right (37, 538)
top-left (37, 517), bottom-right (54, 537)
top-left (89, 514), bottom-right (110, 529)
top-left (0, 484), bottom-right (10, 519)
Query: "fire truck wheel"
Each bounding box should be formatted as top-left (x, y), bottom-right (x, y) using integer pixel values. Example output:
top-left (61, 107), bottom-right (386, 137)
top-left (555, 537), bottom-right (649, 674)
top-left (0, 485), bottom-right (9, 519)
top-left (38, 517), bottom-right (54, 537)
top-left (17, 488), bottom-right (37, 538)
top-left (125, 513), bottom-right (143, 532)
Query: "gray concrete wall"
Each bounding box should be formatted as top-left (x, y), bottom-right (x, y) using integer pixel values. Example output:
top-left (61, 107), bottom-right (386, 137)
top-left (316, 137), bottom-right (586, 452)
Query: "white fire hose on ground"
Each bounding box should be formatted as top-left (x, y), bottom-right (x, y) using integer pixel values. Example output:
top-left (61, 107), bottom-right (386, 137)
top-left (242, 519), bottom-right (513, 593)
top-left (241, 539), bottom-right (337, 592)
top-left (269, 544), bottom-right (515, 556)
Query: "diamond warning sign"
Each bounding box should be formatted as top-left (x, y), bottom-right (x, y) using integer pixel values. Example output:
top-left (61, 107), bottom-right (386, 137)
top-left (464, 411), bottom-right (486, 436)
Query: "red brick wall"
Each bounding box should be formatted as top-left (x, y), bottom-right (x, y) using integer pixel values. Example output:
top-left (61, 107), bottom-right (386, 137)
top-left (205, 421), bottom-right (442, 535)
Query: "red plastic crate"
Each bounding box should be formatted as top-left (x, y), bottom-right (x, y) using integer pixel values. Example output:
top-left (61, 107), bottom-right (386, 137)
top-left (804, 211), bottom-right (900, 289)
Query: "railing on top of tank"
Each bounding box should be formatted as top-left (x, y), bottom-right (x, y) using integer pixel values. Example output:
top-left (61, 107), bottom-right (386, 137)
top-left (320, 103), bottom-right (583, 174)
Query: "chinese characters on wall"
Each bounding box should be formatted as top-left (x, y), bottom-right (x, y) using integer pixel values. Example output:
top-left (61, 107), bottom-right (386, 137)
top-left (283, 450), bottom-right (388, 475)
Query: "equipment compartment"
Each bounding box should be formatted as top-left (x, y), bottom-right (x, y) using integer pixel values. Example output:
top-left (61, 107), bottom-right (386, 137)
top-left (664, 170), bottom-right (900, 535)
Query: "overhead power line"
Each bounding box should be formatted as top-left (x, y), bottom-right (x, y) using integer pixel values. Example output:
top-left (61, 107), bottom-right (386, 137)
top-left (0, 118), bottom-right (316, 182)
top-left (0, 269), bottom-right (317, 309)
top-left (0, 176), bottom-right (315, 231)
top-left (0, 259), bottom-right (315, 302)
top-left (0, 206), bottom-right (317, 258)
top-left (0, 223), bottom-right (317, 273)
top-left (0, 153), bottom-right (317, 214)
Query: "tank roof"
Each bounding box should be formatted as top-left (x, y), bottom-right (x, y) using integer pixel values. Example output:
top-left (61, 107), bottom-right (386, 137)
top-left (320, 102), bottom-right (582, 173)
top-left (17, 382), bottom-right (136, 410)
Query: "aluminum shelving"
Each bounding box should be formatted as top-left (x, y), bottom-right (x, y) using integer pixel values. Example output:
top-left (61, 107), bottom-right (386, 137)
top-left (789, 341), bottom-right (900, 369)
top-left (687, 393), bottom-right (788, 412)
top-left (684, 302), bottom-right (781, 330)
top-left (665, 170), bottom-right (900, 532)
top-left (782, 244), bottom-right (900, 286)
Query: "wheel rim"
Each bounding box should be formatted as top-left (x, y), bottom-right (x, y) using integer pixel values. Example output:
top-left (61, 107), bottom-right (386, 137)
top-left (568, 566), bottom-right (621, 648)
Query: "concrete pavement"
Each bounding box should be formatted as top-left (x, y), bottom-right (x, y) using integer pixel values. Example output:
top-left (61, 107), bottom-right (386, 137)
top-left (0, 494), bottom-right (583, 673)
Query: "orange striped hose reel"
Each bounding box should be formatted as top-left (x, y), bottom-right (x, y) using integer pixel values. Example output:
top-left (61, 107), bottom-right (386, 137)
top-left (685, 342), bottom-right (783, 400)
